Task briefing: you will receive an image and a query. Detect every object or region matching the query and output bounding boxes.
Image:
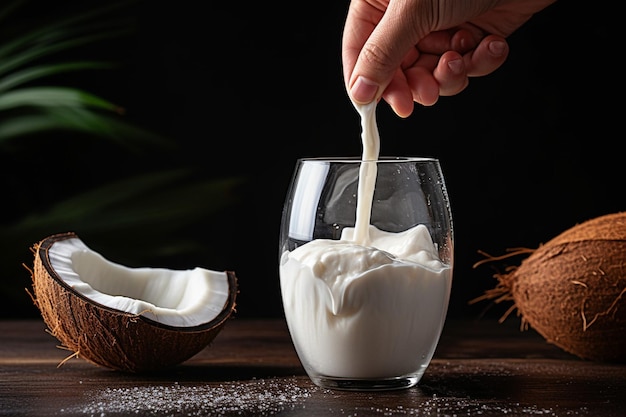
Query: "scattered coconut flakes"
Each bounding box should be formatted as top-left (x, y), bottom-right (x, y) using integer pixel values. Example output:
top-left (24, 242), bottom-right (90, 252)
top-left (60, 377), bottom-right (313, 417)
top-left (349, 398), bottom-right (588, 416)
top-left (58, 376), bottom-right (590, 417)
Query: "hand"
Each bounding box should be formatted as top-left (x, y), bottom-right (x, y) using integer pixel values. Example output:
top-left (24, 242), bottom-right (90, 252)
top-left (342, 0), bottom-right (557, 117)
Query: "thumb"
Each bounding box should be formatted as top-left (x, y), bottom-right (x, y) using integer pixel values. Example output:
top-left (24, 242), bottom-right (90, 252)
top-left (347, 0), bottom-right (428, 105)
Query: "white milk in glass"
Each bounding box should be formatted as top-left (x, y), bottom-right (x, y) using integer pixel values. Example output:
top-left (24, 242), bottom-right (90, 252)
top-left (279, 102), bottom-right (452, 386)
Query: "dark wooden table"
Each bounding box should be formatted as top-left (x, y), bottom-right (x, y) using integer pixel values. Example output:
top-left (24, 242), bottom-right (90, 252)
top-left (1, 317), bottom-right (624, 416)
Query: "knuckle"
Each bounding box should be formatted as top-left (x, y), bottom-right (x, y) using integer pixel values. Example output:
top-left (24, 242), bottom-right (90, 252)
top-left (360, 43), bottom-right (396, 74)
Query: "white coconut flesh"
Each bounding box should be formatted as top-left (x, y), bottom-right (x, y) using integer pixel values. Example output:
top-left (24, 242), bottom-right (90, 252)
top-left (47, 237), bottom-right (230, 328)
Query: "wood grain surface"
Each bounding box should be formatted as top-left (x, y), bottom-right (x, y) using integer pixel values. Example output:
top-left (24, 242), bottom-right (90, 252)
top-left (1, 317), bottom-right (624, 417)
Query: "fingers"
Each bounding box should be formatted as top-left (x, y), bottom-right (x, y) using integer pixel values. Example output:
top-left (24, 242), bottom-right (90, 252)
top-left (382, 60), bottom-right (440, 117)
top-left (397, 34), bottom-right (509, 112)
top-left (343, 0), bottom-right (510, 118)
top-left (385, 51), bottom-right (465, 114)
top-left (382, 51), bottom-right (463, 116)
top-left (381, 71), bottom-right (416, 119)
top-left (463, 34), bottom-right (509, 77)
top-left (419, 31), bottom-right (508, 97)
top-left (417, 28), bottom-right (477, 55)
top-left (343, 0), bottom-right (429, 106)
top-left (347, 35), bottom-right (421, 106)
top-left (433, 51), bottom-right (469, 97)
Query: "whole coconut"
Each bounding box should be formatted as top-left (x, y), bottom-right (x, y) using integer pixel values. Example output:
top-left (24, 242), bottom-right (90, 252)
top-left (473, 212), bottom-right (626, 363)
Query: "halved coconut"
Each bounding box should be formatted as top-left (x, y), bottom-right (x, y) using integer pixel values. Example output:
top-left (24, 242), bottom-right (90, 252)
top-left (30, 232), bottom-right (238, 373)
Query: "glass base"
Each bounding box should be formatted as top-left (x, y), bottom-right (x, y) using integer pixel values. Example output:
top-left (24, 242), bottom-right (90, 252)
top-left (310, 375), bottom-right (420, 391)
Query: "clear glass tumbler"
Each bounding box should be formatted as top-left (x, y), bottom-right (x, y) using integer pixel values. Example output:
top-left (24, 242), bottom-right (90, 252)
top-left (278, 157), bottom-right (453, 391)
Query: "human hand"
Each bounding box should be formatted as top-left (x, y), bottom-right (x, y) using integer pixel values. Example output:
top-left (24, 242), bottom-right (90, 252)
top-left (342, 0), bottom-right (557, 117)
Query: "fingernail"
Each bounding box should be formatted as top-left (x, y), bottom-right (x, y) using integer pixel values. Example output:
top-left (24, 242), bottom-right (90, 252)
top-left (350, 76), bottom-right (379, 103)
top-left (488, 41), bottom-right (506, 57)
top-left (447, 58), bottom-right (464, 75)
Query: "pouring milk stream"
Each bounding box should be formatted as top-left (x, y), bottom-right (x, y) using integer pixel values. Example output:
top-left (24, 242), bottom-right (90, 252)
top-left (279, 102), bottom-right (452, 380)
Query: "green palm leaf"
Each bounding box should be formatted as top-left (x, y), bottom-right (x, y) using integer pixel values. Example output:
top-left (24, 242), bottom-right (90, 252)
top-left (5, 169), bottom-right (246, 239)
top-left (0, 86), bottom-right (121, 112)
top-left (0, 0), bottom-right (159, 145)
top-left (0, 106), bottom-right (176, 149)
top-left (0, 62), bottom-right (117, 92)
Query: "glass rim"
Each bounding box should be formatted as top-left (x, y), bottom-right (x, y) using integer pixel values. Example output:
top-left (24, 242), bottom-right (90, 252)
top-left (296, 156), bottom-right (439, 163)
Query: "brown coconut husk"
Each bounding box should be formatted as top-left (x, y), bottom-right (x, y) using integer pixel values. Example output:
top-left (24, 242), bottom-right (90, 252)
top-left (471, 212), bottom-right (626, 363)
top-left (28, 232), bottom-right (239, 373)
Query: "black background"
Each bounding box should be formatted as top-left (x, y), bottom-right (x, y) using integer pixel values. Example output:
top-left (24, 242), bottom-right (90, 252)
top-left (3, 0), bottom-right (623, 321)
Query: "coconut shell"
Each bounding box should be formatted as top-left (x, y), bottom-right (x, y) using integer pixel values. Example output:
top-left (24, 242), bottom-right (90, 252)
top-left (475, 212), bottom-right (626, 363)
top-left (30, 232), bottom-right (238, 373)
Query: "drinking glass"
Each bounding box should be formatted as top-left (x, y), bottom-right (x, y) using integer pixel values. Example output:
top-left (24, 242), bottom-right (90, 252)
top-left (278, 157), bottom-right (453, 391)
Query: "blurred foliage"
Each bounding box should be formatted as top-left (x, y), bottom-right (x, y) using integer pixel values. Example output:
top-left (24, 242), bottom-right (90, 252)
top-left (0, 0), bottom-right (247, 318)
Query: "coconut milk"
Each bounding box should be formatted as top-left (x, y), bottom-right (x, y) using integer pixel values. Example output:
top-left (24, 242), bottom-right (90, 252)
top-left (279, 102), bottom-right (452, 380)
